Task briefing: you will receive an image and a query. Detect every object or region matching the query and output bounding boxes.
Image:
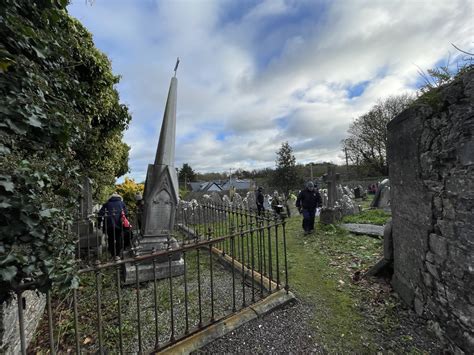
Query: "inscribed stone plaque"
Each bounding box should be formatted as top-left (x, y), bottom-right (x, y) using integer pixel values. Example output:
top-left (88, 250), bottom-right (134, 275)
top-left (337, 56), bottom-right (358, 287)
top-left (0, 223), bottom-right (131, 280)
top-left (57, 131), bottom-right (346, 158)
top-left (147, 189), bottom-right (173, 235)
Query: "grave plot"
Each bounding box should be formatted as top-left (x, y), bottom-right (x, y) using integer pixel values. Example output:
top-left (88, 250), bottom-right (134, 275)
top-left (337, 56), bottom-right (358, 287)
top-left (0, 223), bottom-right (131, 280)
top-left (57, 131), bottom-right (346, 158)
top-left (27, 204), bottom-right (292, 354)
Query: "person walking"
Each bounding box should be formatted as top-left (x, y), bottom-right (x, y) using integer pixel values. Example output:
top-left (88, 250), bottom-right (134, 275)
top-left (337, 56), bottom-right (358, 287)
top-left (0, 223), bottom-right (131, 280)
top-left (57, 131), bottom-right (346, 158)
top-left (256, 186), bottom-right (264, 215)
top-left (98, 192), bottom-right (130, 257)
top-left (296, 181), bottom-right (322, 234)
top-left (271, 190), bottom-right (284, 215)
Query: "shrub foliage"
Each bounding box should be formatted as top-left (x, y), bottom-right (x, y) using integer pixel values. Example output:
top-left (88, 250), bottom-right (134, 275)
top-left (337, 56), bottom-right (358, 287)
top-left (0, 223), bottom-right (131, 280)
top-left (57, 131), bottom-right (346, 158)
top-left (0, 0), bottom-right (131, 297)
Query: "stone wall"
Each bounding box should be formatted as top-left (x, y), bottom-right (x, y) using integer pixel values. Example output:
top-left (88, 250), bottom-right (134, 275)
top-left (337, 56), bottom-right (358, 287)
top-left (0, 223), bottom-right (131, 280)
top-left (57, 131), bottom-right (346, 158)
top-left (387, 68), bottom-right (473, 353)
top-left (0, 291), bottom-right (46, 354)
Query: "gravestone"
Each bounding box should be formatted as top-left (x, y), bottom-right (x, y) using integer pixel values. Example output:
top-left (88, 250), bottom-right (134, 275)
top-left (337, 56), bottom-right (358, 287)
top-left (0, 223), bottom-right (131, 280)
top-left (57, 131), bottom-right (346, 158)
top-left (378, 185), bottom-right (391, 210)
top-left (222, 194), bottom-right (231, 207)
top-left (336, 184), bottom-right (344, 202)
top-left (353, 185), bottom-right (366, 199)
top-left (320, 166), bottom-right (341, 224)
top-left (320, 189), bottom-right (328, 207)
top-left (340, 194), bottom-right (360, 216)
top-left (353, 186), bottom-right (362, 199)
top-left (124, 67), bottom-right (184, 284)
top-left (232, 192), bottom-right (243, 208)
top-left (210, 191), bottom-right (222, 205)
top-left (343, 185), bottom-right (355, 199)
top-left (263, 194), bottom-right (271, 210)
top-left (247, 191), bottom-right (257, 209)
top-left (371, 178), bottom-right (390, 209)
top-left (245, 191), bottom-right (256, 210)
top-left (76, 177), bottom-right (104, 254)
top-left (287, 194), bottom-right (299, 217)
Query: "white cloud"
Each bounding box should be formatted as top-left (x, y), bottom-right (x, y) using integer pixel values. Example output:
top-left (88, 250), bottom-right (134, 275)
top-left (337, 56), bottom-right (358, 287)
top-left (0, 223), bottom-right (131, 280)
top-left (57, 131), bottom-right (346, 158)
top-left (68, 0), bottom-right (474, 180)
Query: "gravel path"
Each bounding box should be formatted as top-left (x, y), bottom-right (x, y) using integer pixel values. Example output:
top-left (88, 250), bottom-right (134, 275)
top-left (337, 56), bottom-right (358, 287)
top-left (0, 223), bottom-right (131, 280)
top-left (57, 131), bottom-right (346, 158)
top-left (195, 298), bottom-right (325, 354)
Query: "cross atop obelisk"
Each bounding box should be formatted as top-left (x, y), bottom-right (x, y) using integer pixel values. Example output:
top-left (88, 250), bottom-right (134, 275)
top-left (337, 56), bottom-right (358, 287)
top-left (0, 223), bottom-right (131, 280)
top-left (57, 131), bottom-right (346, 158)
top-left (174, 57), bottom-right (180, 77)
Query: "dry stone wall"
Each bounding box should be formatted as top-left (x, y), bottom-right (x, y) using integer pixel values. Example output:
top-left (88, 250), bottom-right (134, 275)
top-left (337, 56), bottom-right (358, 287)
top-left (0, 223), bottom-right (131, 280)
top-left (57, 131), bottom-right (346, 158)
top-left (387, 68), bottom-right (473, 353)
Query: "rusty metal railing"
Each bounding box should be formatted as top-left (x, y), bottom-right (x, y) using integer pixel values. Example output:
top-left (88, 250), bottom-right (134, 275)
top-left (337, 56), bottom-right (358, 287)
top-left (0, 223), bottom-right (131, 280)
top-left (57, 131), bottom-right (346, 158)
top-left (12, 203), bottom-right (288, 354)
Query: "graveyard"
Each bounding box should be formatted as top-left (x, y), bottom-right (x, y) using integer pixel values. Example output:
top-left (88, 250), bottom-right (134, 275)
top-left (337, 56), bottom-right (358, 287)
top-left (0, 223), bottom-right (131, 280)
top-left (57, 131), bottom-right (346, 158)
top-left (1, 1), bottom-right (473, 354)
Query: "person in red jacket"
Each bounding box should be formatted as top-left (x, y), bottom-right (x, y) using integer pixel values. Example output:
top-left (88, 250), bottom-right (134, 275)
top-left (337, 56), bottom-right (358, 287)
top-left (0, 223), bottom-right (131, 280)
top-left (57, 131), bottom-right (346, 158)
top-left (98, 192), bottom-right (130, 257)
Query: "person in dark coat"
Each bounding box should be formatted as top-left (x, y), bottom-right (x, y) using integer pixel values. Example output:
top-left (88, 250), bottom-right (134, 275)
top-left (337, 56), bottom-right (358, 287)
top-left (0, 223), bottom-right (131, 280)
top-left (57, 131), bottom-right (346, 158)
top-left (256, 186), bottom-right (264, 215)
top-left (98, 192), bottom-right (130, 257)
top-left (296, 181), bottom-right (322, 234)
top-left (271, 191), bottom-right (284, 215)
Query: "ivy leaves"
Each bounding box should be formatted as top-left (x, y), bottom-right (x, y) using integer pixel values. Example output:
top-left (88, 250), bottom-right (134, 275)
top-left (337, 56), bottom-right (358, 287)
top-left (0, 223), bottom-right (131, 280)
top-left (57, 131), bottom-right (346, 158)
top-left (0, 0), bottom-right (131, 297)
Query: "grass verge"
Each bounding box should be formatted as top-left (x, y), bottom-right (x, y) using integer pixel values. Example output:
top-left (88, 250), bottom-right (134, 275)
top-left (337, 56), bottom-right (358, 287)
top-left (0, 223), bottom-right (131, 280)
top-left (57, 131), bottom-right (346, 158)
top-left (342, 208), bottom-right (391, 225)
top-left (284, 215), bottom-right (439, 353)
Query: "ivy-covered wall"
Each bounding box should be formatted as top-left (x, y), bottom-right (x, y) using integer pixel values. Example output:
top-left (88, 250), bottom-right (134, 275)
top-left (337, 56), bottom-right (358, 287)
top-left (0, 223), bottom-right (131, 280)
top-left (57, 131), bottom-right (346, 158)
top-left (0, 0), bottom-right (131, 298)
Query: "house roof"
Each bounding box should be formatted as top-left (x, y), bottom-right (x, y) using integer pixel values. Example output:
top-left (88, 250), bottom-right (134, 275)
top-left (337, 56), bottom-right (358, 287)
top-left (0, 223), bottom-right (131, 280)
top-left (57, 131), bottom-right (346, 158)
top-left (189, 179), bottom-right (253, 192)
top-left (221, 178), bottom-right (253, 191)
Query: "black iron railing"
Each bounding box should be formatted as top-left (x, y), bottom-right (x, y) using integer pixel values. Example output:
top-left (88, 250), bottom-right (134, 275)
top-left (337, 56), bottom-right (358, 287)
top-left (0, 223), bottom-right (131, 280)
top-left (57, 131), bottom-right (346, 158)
top-left (14, 203), bottom-right (288, 354)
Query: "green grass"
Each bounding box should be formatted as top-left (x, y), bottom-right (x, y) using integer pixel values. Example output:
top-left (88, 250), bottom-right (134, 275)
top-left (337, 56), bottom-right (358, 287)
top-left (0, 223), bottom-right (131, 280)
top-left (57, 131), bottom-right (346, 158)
top-left (341, 208), bottom-right (391, 225)
top-left (283, 217), bottom-right (383, 352)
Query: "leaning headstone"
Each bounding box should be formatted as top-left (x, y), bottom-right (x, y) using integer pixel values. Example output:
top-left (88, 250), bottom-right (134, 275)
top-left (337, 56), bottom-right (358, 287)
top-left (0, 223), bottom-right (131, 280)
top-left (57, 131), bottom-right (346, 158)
top-left (343, 185), bottom-right (355, 199)
top-left (371, 178), bottom-right (390, 208)
top-left (124, 67), bottom-right (184, 284)
top-left (378, 186), bottom-right (391, 210)
top-left (365, 219), bottom-right (393, 277)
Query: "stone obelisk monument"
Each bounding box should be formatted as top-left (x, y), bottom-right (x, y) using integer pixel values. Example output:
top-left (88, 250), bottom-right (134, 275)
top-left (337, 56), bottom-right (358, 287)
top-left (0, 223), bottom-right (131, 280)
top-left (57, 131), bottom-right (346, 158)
top-left (124, 59), bottom-right (184, 284)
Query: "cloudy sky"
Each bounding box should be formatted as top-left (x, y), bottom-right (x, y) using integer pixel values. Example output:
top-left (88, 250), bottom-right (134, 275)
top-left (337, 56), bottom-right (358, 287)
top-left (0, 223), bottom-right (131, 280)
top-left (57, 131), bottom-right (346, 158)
top-left (68, 0), bottom-right (473, 181)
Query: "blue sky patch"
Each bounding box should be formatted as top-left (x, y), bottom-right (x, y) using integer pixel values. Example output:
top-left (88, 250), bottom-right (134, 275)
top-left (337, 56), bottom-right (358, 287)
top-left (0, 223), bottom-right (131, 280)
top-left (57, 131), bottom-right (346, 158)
top-left (347, 80), bottom-right (370, 98)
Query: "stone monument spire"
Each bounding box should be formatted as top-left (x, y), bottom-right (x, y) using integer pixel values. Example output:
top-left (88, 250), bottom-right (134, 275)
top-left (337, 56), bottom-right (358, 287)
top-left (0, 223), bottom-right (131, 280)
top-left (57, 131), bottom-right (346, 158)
top-left (125, 59), bottom-right (184, 284)
top-left (154, 76), bottom-right (177, 166)
top-left (141, 70), bottom-right (180, 237)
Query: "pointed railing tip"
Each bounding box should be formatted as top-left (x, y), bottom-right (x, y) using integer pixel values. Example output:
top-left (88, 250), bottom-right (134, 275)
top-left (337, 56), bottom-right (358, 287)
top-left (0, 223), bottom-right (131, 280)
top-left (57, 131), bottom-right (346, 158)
top-left (174, 57), bottom-right (180, 77)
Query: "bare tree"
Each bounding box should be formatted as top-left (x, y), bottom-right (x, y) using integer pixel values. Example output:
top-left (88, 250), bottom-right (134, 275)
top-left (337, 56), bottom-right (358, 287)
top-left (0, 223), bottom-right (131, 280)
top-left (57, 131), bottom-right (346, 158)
top-left (342, 94), bottom-right (414, 176)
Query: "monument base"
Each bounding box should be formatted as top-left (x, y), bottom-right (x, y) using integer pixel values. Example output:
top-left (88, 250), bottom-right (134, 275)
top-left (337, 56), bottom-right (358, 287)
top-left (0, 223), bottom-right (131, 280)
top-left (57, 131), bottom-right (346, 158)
top-left (123, 235), bottom-right (184, 284)
top-left (76, 221), bottom-right (105, 258)
top-left (123, 258), bottom-right (184, 285)
top-left (320, 207), bottom-right (341, 224)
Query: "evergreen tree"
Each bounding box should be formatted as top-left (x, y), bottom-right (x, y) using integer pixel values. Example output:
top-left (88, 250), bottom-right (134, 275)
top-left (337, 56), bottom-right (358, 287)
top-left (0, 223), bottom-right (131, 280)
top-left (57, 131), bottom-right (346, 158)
top-left (179, 163), bottom-right (196, 184)
top-left (273, 142), bottom-right (298, 196)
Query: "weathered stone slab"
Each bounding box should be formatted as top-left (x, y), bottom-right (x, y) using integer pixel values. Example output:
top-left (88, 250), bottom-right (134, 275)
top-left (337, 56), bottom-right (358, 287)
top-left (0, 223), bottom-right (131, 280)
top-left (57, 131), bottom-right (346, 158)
top-left (123, 259), bottom-right (184, 285)
top-left (0, 291), bottom-right (46, 354)
top-left (341, 223), bottom-right (384, 237)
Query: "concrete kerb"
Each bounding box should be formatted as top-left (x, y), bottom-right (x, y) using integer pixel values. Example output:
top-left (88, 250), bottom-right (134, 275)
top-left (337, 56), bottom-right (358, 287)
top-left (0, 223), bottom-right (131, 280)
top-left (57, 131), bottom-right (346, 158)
top-left (156, 246), bottom-right (295, 354)
top-left (157, 289), bottom-right (295, 355)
